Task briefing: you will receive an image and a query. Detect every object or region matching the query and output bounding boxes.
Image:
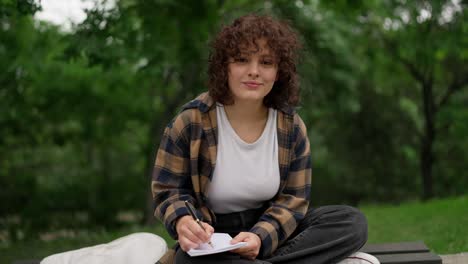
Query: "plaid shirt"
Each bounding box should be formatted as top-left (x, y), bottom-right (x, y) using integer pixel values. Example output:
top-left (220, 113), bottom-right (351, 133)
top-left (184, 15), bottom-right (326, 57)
top-left (152, 92), bottom-right (311, 263)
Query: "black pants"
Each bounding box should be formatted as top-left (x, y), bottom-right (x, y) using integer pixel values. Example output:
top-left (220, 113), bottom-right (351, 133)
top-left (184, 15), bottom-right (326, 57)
top-left (175, 205), bottom-right (368, 264)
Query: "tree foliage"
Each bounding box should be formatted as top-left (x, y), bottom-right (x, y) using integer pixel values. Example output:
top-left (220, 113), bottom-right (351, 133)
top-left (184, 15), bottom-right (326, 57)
top-left (0, 0), bottom-right (466, 237)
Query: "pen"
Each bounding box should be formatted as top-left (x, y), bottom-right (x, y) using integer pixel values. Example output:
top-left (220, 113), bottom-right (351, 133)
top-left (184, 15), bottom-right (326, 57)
top-left (184, 200), bottom-right (214, 248)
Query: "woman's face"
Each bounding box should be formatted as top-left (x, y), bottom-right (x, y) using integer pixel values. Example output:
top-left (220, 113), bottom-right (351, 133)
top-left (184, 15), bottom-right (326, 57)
top-left (227, 39), bottom-right (278, 105)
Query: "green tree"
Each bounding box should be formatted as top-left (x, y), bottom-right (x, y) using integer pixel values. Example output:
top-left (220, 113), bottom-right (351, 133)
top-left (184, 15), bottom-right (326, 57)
top-left (365, 0), bottom-right (468, 199)
top-left (278, 0), bottom-right (467, 203)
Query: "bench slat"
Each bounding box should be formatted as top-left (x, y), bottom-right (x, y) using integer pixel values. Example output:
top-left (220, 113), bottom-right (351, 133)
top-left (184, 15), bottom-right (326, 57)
top-left (362, 241), bottom-right (429, 254)
top-left (375, 252), bottom-right (442, 264)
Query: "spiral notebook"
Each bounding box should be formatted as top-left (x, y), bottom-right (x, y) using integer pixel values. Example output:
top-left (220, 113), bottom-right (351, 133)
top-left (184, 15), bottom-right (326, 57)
top-left (187, 233), bottom-right (247, 257)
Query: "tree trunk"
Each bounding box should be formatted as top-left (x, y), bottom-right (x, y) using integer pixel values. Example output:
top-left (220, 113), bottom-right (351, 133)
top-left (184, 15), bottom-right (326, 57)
top-left (420, 129), bottom-right (434, 200)
top-left (420, 81), bottom-right (436, 200)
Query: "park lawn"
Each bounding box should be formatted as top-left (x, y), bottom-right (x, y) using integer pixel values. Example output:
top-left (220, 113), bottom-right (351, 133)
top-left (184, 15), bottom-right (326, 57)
top-left (1, 196), bottom-right (467, 263)
top-left (362, 195), bottom-right (468, 254)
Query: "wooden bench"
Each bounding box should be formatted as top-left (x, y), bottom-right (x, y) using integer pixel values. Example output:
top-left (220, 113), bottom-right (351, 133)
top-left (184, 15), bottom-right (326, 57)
top-left (14, 241), bottom-right (443, 264)
top-left (361, 241), bottom-right (443, 264)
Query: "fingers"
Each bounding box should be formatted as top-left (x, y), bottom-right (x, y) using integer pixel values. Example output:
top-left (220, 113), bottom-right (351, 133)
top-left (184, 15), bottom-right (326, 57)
top-left (231, 232), bottom-right (250, 244)
top-left (176, 215), bottom-right (214, 252)
top-left (202, 222), bottom-right (215, 235)
top-left (178, 236), bottom-right (199, 252)
top-left (190, 221), bottom-right (212, 242)
top-left (183, 225), bottom-right (205, 244)
top-left (230, 232), bottom-right (261, 260)
top-left (182, 222), bottom-right (209, 243)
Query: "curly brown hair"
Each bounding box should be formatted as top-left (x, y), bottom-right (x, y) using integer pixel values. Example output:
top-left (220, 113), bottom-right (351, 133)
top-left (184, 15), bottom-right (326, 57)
top-left (208, 14), bottom-right (302, 108)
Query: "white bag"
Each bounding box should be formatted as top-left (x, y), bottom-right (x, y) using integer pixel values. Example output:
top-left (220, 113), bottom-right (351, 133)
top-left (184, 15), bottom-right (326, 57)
top-left (41, 232), bottom-right (167, 264)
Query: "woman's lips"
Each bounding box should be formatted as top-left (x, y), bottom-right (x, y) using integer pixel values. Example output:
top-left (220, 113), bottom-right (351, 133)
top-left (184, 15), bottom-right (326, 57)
top-left (243, 81), bottom-right (262, 89)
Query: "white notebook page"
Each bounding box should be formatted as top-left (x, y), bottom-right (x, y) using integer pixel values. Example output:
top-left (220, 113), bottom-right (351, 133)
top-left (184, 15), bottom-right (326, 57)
top-left (187, 233), bottom-right (247, 257)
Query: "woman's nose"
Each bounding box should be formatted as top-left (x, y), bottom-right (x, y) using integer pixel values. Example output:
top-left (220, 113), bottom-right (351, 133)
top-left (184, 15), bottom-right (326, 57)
top-left (247, 61), bottom-right (259, 78)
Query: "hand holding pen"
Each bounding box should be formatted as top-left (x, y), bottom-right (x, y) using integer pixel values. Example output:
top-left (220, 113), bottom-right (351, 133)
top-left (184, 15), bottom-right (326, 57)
top-left (175, 201), bottom-right (215, 252)
top-left (184, 200), bottom-right (214, 248)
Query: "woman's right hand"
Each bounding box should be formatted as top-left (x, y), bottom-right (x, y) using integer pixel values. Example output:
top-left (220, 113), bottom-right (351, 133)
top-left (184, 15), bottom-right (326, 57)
top-left (175, 215), bottom-right (214, 252)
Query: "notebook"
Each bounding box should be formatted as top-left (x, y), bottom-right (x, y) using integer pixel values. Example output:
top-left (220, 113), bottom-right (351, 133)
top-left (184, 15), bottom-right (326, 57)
top-left (187, 233), bottom-right (247, 257)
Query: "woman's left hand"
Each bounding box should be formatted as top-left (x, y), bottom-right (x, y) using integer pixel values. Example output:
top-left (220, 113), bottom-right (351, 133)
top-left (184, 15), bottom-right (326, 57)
top-left (230, 232), bottom-right (262, 260)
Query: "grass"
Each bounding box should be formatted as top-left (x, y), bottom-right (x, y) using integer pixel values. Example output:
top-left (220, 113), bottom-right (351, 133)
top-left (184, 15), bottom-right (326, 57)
top-left (1, 196), bottom-right (467, 263)
top-left (362, 195), bottom-right (468, 254)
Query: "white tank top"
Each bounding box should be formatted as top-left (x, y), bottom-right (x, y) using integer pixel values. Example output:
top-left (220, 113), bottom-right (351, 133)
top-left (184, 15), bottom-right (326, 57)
top-left (207, 104), bottom-right (280, 214)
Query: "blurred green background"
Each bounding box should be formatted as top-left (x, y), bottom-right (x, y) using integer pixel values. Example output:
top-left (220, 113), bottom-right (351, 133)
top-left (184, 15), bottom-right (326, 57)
top-left (1, 0), bottom-right (467, 261)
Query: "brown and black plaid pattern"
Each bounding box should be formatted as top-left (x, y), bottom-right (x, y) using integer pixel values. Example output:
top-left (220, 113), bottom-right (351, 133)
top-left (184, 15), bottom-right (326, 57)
top-left (152, 92), bottom-right (311, 262)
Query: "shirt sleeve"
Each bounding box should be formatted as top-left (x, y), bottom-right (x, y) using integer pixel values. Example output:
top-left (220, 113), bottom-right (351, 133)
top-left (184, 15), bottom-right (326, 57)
top-left (151, 110), bottom-right (198, 239)
top-left (250, 113), bottom-right (312, 258)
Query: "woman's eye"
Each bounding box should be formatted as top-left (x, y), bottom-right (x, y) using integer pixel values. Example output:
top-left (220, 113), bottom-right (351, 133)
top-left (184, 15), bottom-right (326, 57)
top-left (262, 60), bottom-right (273, 65)
top-left (235, 57), bottom-right (248, 63)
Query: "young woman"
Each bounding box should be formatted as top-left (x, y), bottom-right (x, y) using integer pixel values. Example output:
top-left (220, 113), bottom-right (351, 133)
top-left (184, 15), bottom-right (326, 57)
top-left (152, 14), bottom-right (376, 264)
